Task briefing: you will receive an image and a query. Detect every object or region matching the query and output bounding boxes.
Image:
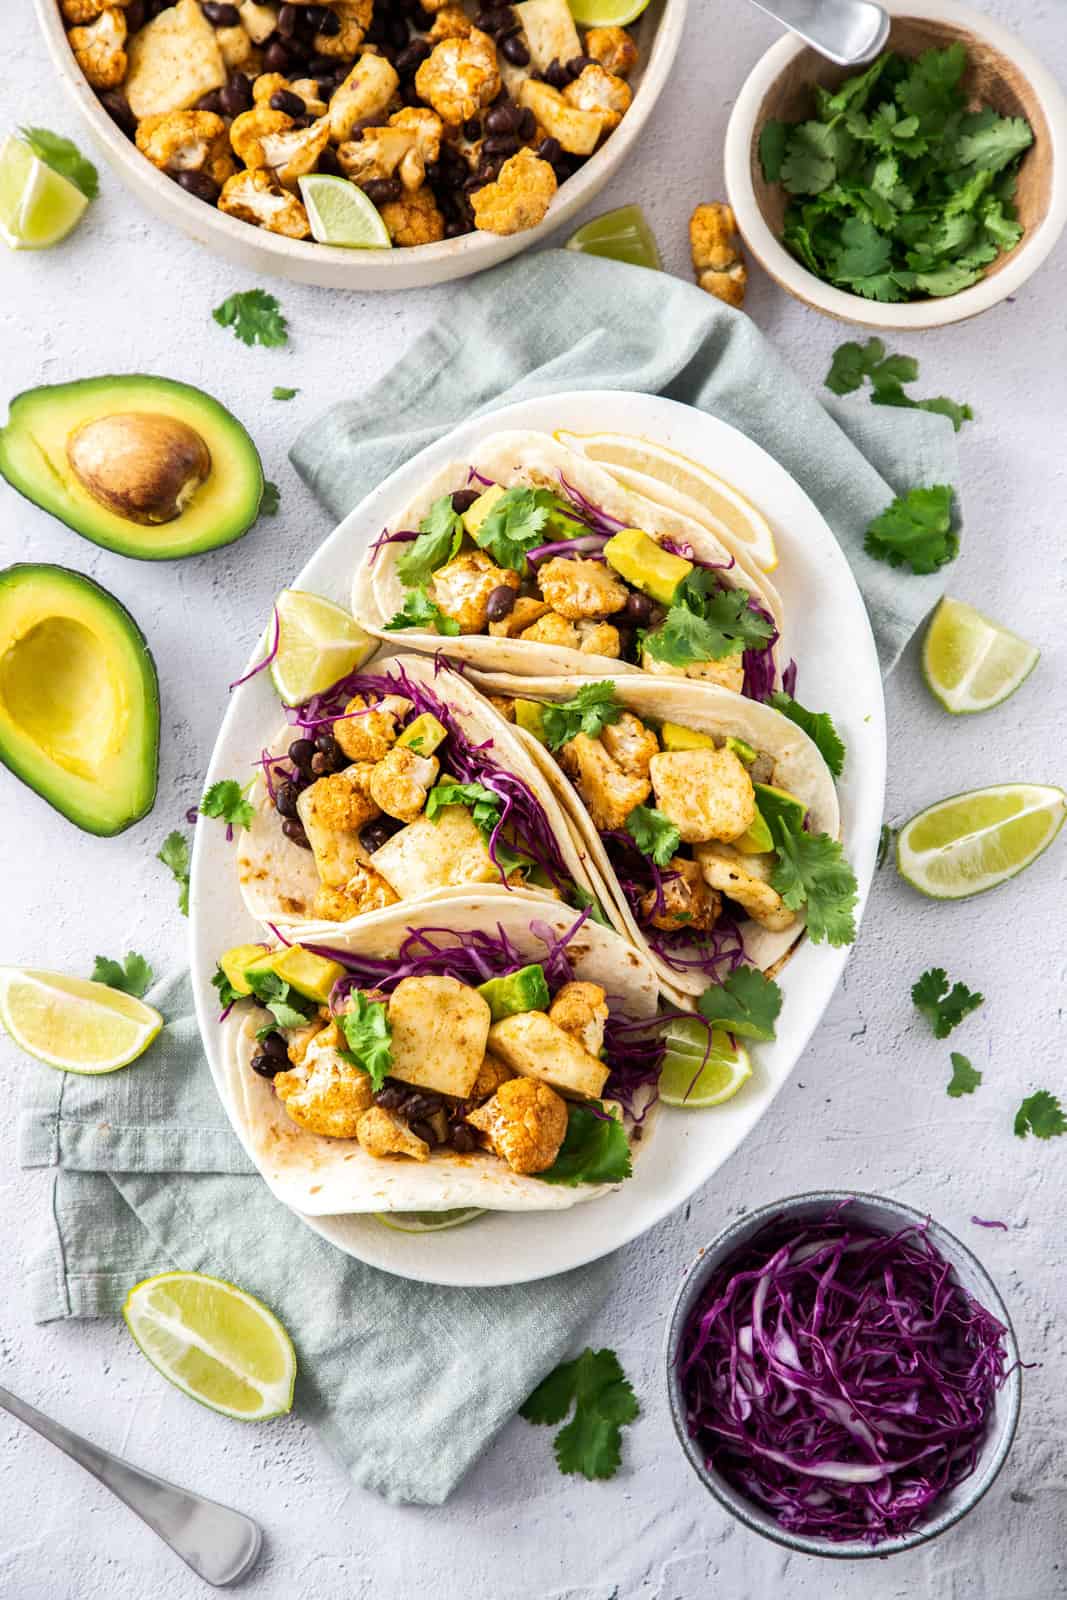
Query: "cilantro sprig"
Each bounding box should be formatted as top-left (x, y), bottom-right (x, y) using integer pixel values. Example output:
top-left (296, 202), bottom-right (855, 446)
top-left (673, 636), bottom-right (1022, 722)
top-left (542, 683), bottom-right (622, 750)
top-left (539, 1104), bottom-right (632, 1187)
top-left (199, 778), bottom-right (254, 833)
top-left (90, 952), bottom-right (153, 999)
top-left (624, 805), bottom-right (680, 867)
top-left (825, 337), bottom-right (973, 432)
top-left (472, 487), bottom-right (576, 574)
top-left (158, 831), bottom-right (191, 916)
top-left (912, 967), bottom-right (984, 1038)
top-left (771, 820), bottom-right (858, 947)
top-left (212, 288), bottom-right (289, 347)
top-left (865, 484), bottom-right (957, 574)
top-left (212, 967), bottom-right (244, 1009)
top-left (384, 585), bottom-right (460, 636)
top-left (947, 1052), bottom-right (982, 1098)
top-left (339, 993), bottom-right (392, 1093)
top-left (246, 968), bottom-right (314, 1033)
top-left (395, 494), bottom-right (464, 588)
top-left (20, 126), bottom-right (98, 199)
top-left (768, 691), bottom-right (845, 778)
top-left (697, 966), bottom-right (782, 1042)
top-left (1013, 1090), bottom-right (1067, 1140)
top-left (520, 1348), bottom-right (639, 1481)
top-left (642, 572), bottom-right (774, 670)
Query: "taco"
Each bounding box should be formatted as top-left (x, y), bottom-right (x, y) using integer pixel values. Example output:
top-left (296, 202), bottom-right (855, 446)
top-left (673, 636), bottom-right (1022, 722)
top-left (213, 898), bottom-right (663, 1216)
top-left (352, 431), bottom-right (786, 698)
top-left (468, 673), bottom-right (858, 1004)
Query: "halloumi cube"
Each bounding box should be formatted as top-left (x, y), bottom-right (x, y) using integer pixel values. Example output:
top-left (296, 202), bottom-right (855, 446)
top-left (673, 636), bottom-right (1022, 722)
top-left (488, 1011), bottom-right (610, 1099)
top-left (387, 976), bottom-right (491, 1097)
top-left (515, 0), bottom-right (581, 71)
top-left (369, 804), bottom-right (499, 898)
top-left (125, 0), bottom-right (226, 118)
top-left (648, 747), bottom-right (756, 844)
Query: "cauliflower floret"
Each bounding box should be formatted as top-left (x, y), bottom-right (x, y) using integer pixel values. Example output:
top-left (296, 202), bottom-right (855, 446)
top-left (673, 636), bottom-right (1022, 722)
top-left (431, 549), bottom-right (519, 632)
top-left (549, 980), bottom-right (609, 1057)
top-left (334, 695), bottom-right (400, 764)
top-left (518, 79), bottom-right (603, 155)
top-left (135, 110), bottom-right (234, 185)
top-left (489, 596), bottom-right (550, 638)
top-left (61, 0), bottom-right (131, 22)
top-left (520, 610), bottom-right (579, 648)
top-left (338, 115), bottom-right (442, 198)
top-left (466, 1076), bottom-right (568, 1174)
top-left (369, 745), bottom-right (440, 823)
top-left (370, 805), bottom-right (499, 898)
top-left (430, 6), bottom-right (473, 41)
top-left (297, 765), bottom-right (379, 885)
top-left (387, 975), bottom-right (492, 1098)
top-left (640, 646), bottom-right (745, 691)
top-left (230, 106), bottom-right (329, 187)
top-left (68, 7), bottom-right (128, 89)
top-left (584, 25), bottom-right (638, 77)
top-left (560, 732), bottom-right (650, 831)
top-left (470, 1051), bottom-right (517, 1103)
top-left (695, 841), bottom-right (797, 932)
top-left (238, 0), bottom-right (280, 44)
top-left (649, 747), bottom-right (756, 844)
top-left (273, 1022), bottom-right (375, 1139)
top-left (217, 168), bottom-right (311, 237)
top-left (328, 54), bottom-right (399, 142)
top-left (639, 855), bottom-right (721, 933)
top-left (472, 147), bottom-right (557, 235)
top-left (313, 0), bottom-right (373, 55)
top-left (125, 0), bottom-right (226, 117)
top-left (488, 1011), bottom-right (610, 1099)
top-left (514, 0), bottom-right (581, 72)
top-left (415, 30), bottom-right (501, 126)
top-left (562, 64), bottom-right (631, 132)
top-left (690, 203), bottom-right (748, 309)
top-left (601, 712), bottom-right (659, 777)
top-left (356, 1105), bottom-right (430, 1161)
top-left (390, 107), bottom-right (443, 186)
top-left (312, 864), bottom-right (400, 922)
top-left (536, 556), bottom-right (627, 620)
top-left (577, 620), bottom-right (621, 657)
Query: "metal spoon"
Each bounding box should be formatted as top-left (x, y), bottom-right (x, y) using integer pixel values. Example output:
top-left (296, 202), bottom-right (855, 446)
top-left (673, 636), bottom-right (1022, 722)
top-left (0, 1384), bottom-right (263, 1587)
top-left (746, 0), bottom-right (890, 65)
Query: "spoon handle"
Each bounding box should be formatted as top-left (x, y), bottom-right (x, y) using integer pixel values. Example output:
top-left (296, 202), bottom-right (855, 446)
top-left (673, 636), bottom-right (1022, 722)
top-left (747, 0), bottom-right (890, 65)
top-left (0, 1384), bottom-right (262, 1588)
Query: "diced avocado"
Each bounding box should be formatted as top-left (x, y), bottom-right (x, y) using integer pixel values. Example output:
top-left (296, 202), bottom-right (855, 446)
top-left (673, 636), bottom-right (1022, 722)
top-left (753, 782), bottom-right (808, 841)
top-left (514, 698), bottom-right (548, 744)
top-left (242, 949), bottom-right (282, 986)
top-left (219, 943), bottom-right (269, 997)
top-left (272, 945), bottom-right (345, 1004)
top-left (661, 721), bottom-right (716, 752)
top-left (0, 564), bottom-right (159, 835)
top-left (726, 736), bottom-right (758, 766)
top-left (397, 712), bottom-right (447, 755)
top-left (0, 376), bottom-right (264, 560)
top-left (461, 483), bottom-right (506, 537)
top-left (603, 528), bottom-right (693, 606)
top-left (733, 809), bottom-right (774, 855)
top-left (477, 963), bottom-right (551, 1021)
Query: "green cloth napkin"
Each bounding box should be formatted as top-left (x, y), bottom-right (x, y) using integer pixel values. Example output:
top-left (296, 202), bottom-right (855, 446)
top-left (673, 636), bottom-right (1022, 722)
top-left (20, 251), bottom-right (960, 1507)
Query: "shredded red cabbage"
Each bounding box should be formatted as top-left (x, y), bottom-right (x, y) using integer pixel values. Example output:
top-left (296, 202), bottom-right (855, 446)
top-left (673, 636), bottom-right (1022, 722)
top-left (600, 830), bottom-right (746, 982)
top-left (782, 658), bottom-right (798, 697)
top-left (661, 537), bottom-right (736, 574)
top-left (971, 1217), bottom-right (1009, 1231)
top-left (229, 606), bottom-right (280, 693)
top-left (367, 527), bottom-right (419, 562)
top-left (527, 534), bottom-right (610, 562)
top-left (557, 474), bottom-right (629, 535)
top-left (742, 602), bottom-right (779, 703)
top-left (679, 1206), bottom-right (1011, 1544)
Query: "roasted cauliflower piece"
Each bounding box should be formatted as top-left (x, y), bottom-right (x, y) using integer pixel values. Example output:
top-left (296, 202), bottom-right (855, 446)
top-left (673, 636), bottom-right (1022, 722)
top-left (584, 25), bottom-right (638, 77)
top-left (430, 6), bottom-right (473, 41)
top-left (488, 596), bottom-right (550, 638)
top-left (562, 64), bottom-right (631, 133)
top-left (431, 549), bottom-right (519, 632)
top-left (536, 556), bottom-right (627, 620)
top-left (560, 732), bottom-right (650, 832)
top-left (549, 981), bottom-right (609, 1057)
top-left (520, 610), bottom-right (579, 649)
top-left (387, 975), bottom-right (492, 1098)
top-left (312, 864), bottom-right (400, 922)
top-left (68, 7), bottom-right (128, 90)
top-left (125, 0), bottom-right (226, 118)
top-left (217, 168), bottom-right (311, 237)
top-left (690, 203), bottom-right (748, 309)
top-left (370, 804), bottom-right (498, 898)
top-left (601, 712), bottom-right (659, 778)
top-left (356, 1105), bottom-right (430, 1161)
top-left (649, 747), bottom-right (756, 844)
top-left (518, 80), bottom-right (603, 155)
top-left (466, 1076), bottom-right (569, 1174)
top-left (472, 148), bottom-right (557, 235)
top-left (639, 855), bottom-right (721, 933)
top-left (470, 1051), bottom-right (516, 1104)
top-left (488, 1010), bottom-right (610, 1099)
top-left (334, 695), bottom-right (400, 764)
top-left (61, 0), bottom-right (131, 23)
top-left (135, 110), bottom-right (234, 185)
top-left (252, 72), bottom-right (325, 117)
top-left (297, 765), bottom-right (379, 885)
top-left (368, 745), bottom-right (440, 823)
top-left (328, 53), bottom-right (400, 142)
top-left (273, 1022), bottom-right (375, 1139)
top-left (577, 621), bottom-right (621, 656)
top-left (415, 30), bottom-right (501, 126)
top-left (239, 0), bottom-right (281, 44)
top-left (313, 0), bottom-right (373, 56)
top-left (230, 107), bottom-right (329, 187)
top-left (695, 841), bottom-right (797, 932)
top-left (514, 0), bottom-right (581, 73)
top-left (338, 111), bottom-right (442, 196)
top-left (380, 186), bottom-right (448, 245)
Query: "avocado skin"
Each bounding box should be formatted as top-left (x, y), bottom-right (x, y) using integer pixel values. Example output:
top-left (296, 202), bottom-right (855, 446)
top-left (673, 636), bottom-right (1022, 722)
top-left (0, 375), bottom-right (263, 561)
top-left (0, 564), bottom-right (160, 836)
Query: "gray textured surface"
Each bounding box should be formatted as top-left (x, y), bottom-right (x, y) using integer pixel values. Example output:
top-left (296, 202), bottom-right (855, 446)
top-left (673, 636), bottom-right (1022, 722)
top-left (2, 1), bottom-right (1066, 1596)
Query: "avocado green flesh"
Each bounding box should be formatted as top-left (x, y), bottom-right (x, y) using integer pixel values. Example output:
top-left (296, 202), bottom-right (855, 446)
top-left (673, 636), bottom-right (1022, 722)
top-left (0, 564), bottom-right (159, 835)
top-left (0, 376), bottom-right (263, 560)
top-left (477, 964), bottom-right (550, 1021)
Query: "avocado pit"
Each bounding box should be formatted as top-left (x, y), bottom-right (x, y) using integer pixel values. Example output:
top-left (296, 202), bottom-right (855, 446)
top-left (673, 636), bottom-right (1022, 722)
top-left (66, 411), bottom-right (212, 525)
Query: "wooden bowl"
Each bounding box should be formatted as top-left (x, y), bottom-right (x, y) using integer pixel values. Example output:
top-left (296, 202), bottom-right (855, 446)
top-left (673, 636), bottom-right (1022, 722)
top-left (724, 0), bottom-right (1067, 329)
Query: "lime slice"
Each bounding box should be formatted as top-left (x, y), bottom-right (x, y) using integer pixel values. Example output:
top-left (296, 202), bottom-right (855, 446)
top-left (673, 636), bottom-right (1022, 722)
top-left (658, 1018), bottom-right (752, 1108)
top-left (0, 968), bottom-right (162, 1073)
top-left (0, 134), bottom-right (88, 250)
top-left (123, 1272), bottom-right (296, 1421)
top-left (565, 205), bottom-right (661, 270)
top-left (897, 784), bottom-right (1066, 900)
top-left (298, 175), bottom-right (391, 249)
top-left (566, 0), bottom-right (649, 25)
top-left (374, 1208), bottom-right (485, 1232)
top-left (922, 597), bottom-right (1039, 715)
top-left (268, 589), bottom-right (375, 705)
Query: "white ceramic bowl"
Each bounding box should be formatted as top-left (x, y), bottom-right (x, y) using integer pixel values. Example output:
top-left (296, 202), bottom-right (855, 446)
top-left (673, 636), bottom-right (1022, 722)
top-left (724, 0), bottom-right (1067, 330)
top-left (35, 0), bottom-right (685, 291)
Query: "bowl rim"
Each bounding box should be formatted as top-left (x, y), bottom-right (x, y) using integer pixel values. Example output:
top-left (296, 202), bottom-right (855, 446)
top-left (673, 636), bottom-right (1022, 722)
top-left (34, 0), bottom-right (687, 290)
top-left (663, 1188), bottom-right (1023, 1559)
top-left (724, 0), bottom-right (1067, 329)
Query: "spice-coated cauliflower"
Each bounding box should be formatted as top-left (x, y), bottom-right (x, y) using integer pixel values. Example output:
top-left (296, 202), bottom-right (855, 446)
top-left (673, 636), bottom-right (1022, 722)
top-left (135, 111), bottom-right (235, 186)
top-left (576, 620), bottom-right (621, 657)
top-left (334, 695), bottom-right (400, 764)
top-left (639, 646), bottom-right (745, 691)
top-left (560, 732), bottom-right (650, 832)
top-left (518, 80), bottom-right (602, 155)
top-left (562, 64), bottom-right (631, 133)
top-left (356, 1105), bottom-right (431, 1161)
top-left (273, 1021), bottom-right (376, 1139)
top-left (328, 54), bottom-right (399, 142)
top-left (639, 855), bottom-right (721, 933)
top-left (488, 596), bottom-right (549, 639)
top-left (472, 148), bottom-right (557, 235)
top-left (601, 712), bottom-right (659, 778)
top-left (431, 550), bottom-right (519, 631)
top-left (548, 981), bottom-right (609, 1058)
top-left (312, 864), bottom-right (400, 922)
top-left (536, 555), bottom-right (627, 620)
top-left (61, 0), bottom-right (131, 22)
top-left (368, 745), bottom-right (440, 823)
top-left (690, 203), bottom-right (748, 309)
top-left (465, 1076), bottom-right (569, 1174)
top-left (218, 169), bottom-right (312, 236)
top-left (379, 185), bottom-right (447, 246)
top-left (415, 30), bottom-right (501, 126)
top-left (68, 7), bottom-right (128, 89)
top-left (313, 0), bottom-right (373, 57)
top-left (584, 25), bottom-right (638, 77)
top-left (238, 0), bottom-right (280, 44)
top-left (429, 7), bottom-right (473, 41)
top-left (695, 841), bottom-right (796, 932)
top-left (519, 610), bottom-right (578, 648)
top-left (470, 1052), bottom-right (516, 1104)
top-left (230, 107), bottom-right (330, 187)
top-left (215, 22), bottom-right (258, 71)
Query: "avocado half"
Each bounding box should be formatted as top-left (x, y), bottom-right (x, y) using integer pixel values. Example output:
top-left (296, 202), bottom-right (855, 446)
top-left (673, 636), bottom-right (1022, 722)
top-left (0, 375), bottom-right (263, 560)
top-left (0, 564), bottom-right (160, 835)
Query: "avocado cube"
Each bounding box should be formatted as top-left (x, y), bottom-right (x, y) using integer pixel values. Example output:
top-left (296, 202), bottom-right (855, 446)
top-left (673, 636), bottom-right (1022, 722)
top-left (477, 963), bottom-right (551, 1022)
top-left (733, 808), bottom-right (775, 855)
top-left (271, 945), bottom-right (345, 1004)
top-left (397, 712), bottom-right (447, 756)
top-left (725, 736), bottom-right (758, 766)
top-left (514, 699), bottom-right (548, 744)
top-left (660, 721), bottom-right (715, 752)
top-left (219, 942), bottom-right (269, 997)
top-left (242, 949), bottom-right (282, 987)
top-left (603, 528), bottom-right (693, 606)
top-left (753, 782), bottom-right (808, 842)
top-left (461, 484), bottom-right (506, 537)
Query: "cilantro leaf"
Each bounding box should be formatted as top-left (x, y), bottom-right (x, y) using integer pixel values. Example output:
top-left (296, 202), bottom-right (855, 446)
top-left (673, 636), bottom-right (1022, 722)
top-left (895, 42), bottom-right (967, 129)
top-left (158, 831), bottom-right (190, 916)
top-left (1014, 1090), bottom-right (1067, 1140)
top-left (199, 778), bottom-right (254, 832)
top-left (780, 121), bottom-right (847, 195)
top-left (212, 288), bottom-right (288, 347)
top-left (833, 216), bottom-right (892, 281)
top-left (697, 965), bottom-right (782, 1042)
top-left (259, 481), bottom-right (280, 516)
top-left (542, 683), bottom-right (622, 750)
top-left (864, 484), bottom-right (957, 574)
top-left (956, 114), bottom-right (1033, 174)
top-left (395, 494), bottom-right (463, 587)
top-left (19, 126), bottom-right (98, 199)
top-left (90, 952), bottom-right (153, 998)
top-left (911, 967), bottom-right (984, 1039)
top-left (471, 486), bottom-right (555, 573)
top-left (338, 993), bottom-right (392, 1093)
top-left (272, 386), bottom-right (298, 401)
top-left (642, 578), bottom-right (773, 669)
top-left (539, 1104), bottom-right (632, 1187)
top-left (212, 967), bottom-right (243, 1009)
top-left (624, 805), bottom-right (680, 868)
top-left (384, 585), bottom-right (460, 636)
top-left (947, 1052), bottom-right (982, 1098)
top-left (758, 120), bottom-right (790, 183)
top-left (768, 692), bottom-right (845, 777)
top-left (827, 337), bottom-right (972, 431)
top-left (245, 969), bottom-right (313, 1031)
top-left (770, 822), bottom-right (858, 946)
top-left (426, 780), bottom-right (501, 834)
top-left (824, 337), bottom-right (886, 395)
top-left (520, 1348), bottom-right (638, 1481)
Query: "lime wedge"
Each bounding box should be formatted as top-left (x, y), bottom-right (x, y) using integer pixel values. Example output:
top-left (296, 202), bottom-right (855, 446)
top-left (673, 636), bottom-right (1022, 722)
top-left (922, 597), bottom-right (1039, 715)
top-left (298, 175), bottom-right (391, 249)
top-left (0, 134), bottom-right (88, 250)
top-left (268, 589), bottom-right (375, 705)
top-left (658, 1018), bottom-right (752, 1108)
top-left (374, 1208), bottom-right (485, 1232)
top-left (123, 1272), bottom-right (296, 1421)
top-left (565, 204), bottom-right (661, 270)
top-left (0, 967), bottom-right (162, 1073)
top-left (566, 0), bottom-right (649, 25)
top-left (897, 784), bottom-right (1066, 900)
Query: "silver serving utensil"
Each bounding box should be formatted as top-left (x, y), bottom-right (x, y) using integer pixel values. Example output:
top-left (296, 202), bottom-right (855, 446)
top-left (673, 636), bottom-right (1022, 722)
top-left (0, 1384), bottom-right (263, 1587)
top-left (746, 0), bottom-right (890, 65)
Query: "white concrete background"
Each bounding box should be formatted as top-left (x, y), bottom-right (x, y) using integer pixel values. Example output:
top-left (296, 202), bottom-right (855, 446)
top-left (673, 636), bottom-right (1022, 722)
top-left (2, 1), bottom-right (1066, 1596)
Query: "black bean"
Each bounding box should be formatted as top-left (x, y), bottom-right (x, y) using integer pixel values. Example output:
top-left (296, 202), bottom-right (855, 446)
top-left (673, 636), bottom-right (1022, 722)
top-left (450, 487), bottom-right (479, 513)
top-left (263, 38), bottom-right (292, 71)
top-left (450, 1123), bottom-right (478, 1153)
top-left (310, 751), bottom-right (333, 776)
top-left (125, 0), bottom-right (145, 30)
top-left (486, 585), bottom-right (517, 622)
top-left (175, 169), bottom-right (221, 203)
top-left (288, 737), bottom-right (317, 774)
top-left (536, 135), bottom-right (561, 165)
top-left (277, 3), bottom-right (300, 35)
top-left (195, 88), bottom-right (225, 112)
top-left (473, 8), bottom-right (498, 27)
top-left (281, 818), bottom-right (312, 848)
top-left (273, 780), bottom-right (299, 819)
top-left (566, 52), bottom-right (594, 77)
top-left (484, 104), bottom-right (515, 136)
top-left (395, 37), bottom-right (431, 73)
top-left (309, 4), bottom-right (340, 33)
top-left (220, 71), bottom-right (253, 113)
top-left (375, 1083), bottom-right (409, 1110)
top-left (484, 133), bottom-right (518, 157)
top-left (411, 4), bottom-right (434, 27)
top-left (444, 217), bottom-right (467, 237)
top-left (543, 57), bottom-right (569, 88)
top-left (462, 116), bottom-right (482, 141)
top-left (98, 90), bottom-right (137, 137)
top-left (410, 1118), bottom-right (438, 1145)
top-left (359, 819), bottom-right (396, 854)
top-left (614, 625), bottom-right (635, 659)
top-left (263, 1030), bottom-right (291, 1059)
top-left (318, 144), bottom-right (343, 176)
top-left (518, 105), bottom-right (536, 139)
top-left (363, 177), bottom-right (402, 205)
top-left (202, 0), bottom-right (240, 23)
top-left (501, 31), bottom-right (529, 64)
top-left (270, 88), bottom-right (307, 116)
top-left (402, 1091), bottom-right (444, 1119)
top-left (251, 1052), bottom-right (284, 1078)
top-left (307, 51), bottom-right (342, 72)
top-left (647, 604), bottom-right (666, 628)
top-left (624, 590), bottom-right (652, 624)
top-left (315, 732), bottom-right (342, 761)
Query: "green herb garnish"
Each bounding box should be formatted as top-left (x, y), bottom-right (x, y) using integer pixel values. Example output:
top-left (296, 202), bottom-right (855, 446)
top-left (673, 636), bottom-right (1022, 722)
top-left (199, 779), bottom-right (254, 832)
top-left (395, 494), bottom-right (464, 588)
top-left (768, 691), bottom-right (846, 777)
top-left (697, 966), bottom-right (782, 1042)
top-left (539, 1104), bottom-right (633, 1187)
top-left (90, 952), bottom-right (153, 998)
top-left (947, 1052), bottom-right (981, 1098)
top-left (384, 585), bottom-right (460, 636)
top-left (520, 1347), bottom-right (639, 1480)
top-left (771, 821), bottom-right (858, 947)
top-left (624, 804), bottom-right (680, 867)
top-left (825, 337), bottom-right (973, 431)
top-left (542, 683), bottom-right (623, 750)
top-left (212, 288), bottom-right (288, 347)
top-left (912, 966), bottom-right (984, 1038)
top-left (338, 993), bottom-right (393, 1092)
top-left (259, 481), bottom-right (281, 516)
top-left (246, 968), bottom-right (314, 1032)
top-left (642, 572), bottom-right (773, 669)
top-left (271, 386), bottom-right (298, 401)
top-left (20, 126), bottom-right (98, 199)
top-left (158, 831), bottom-right (191, 916)
top-left (1013, 1090), bottom-right (1067, 1140)
top-left (865, 484), bottom-right (957, 574)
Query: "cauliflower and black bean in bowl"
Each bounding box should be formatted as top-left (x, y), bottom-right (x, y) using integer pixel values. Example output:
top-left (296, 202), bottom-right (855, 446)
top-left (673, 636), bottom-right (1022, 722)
top-left (59, 0), bottom-right (644, 245)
